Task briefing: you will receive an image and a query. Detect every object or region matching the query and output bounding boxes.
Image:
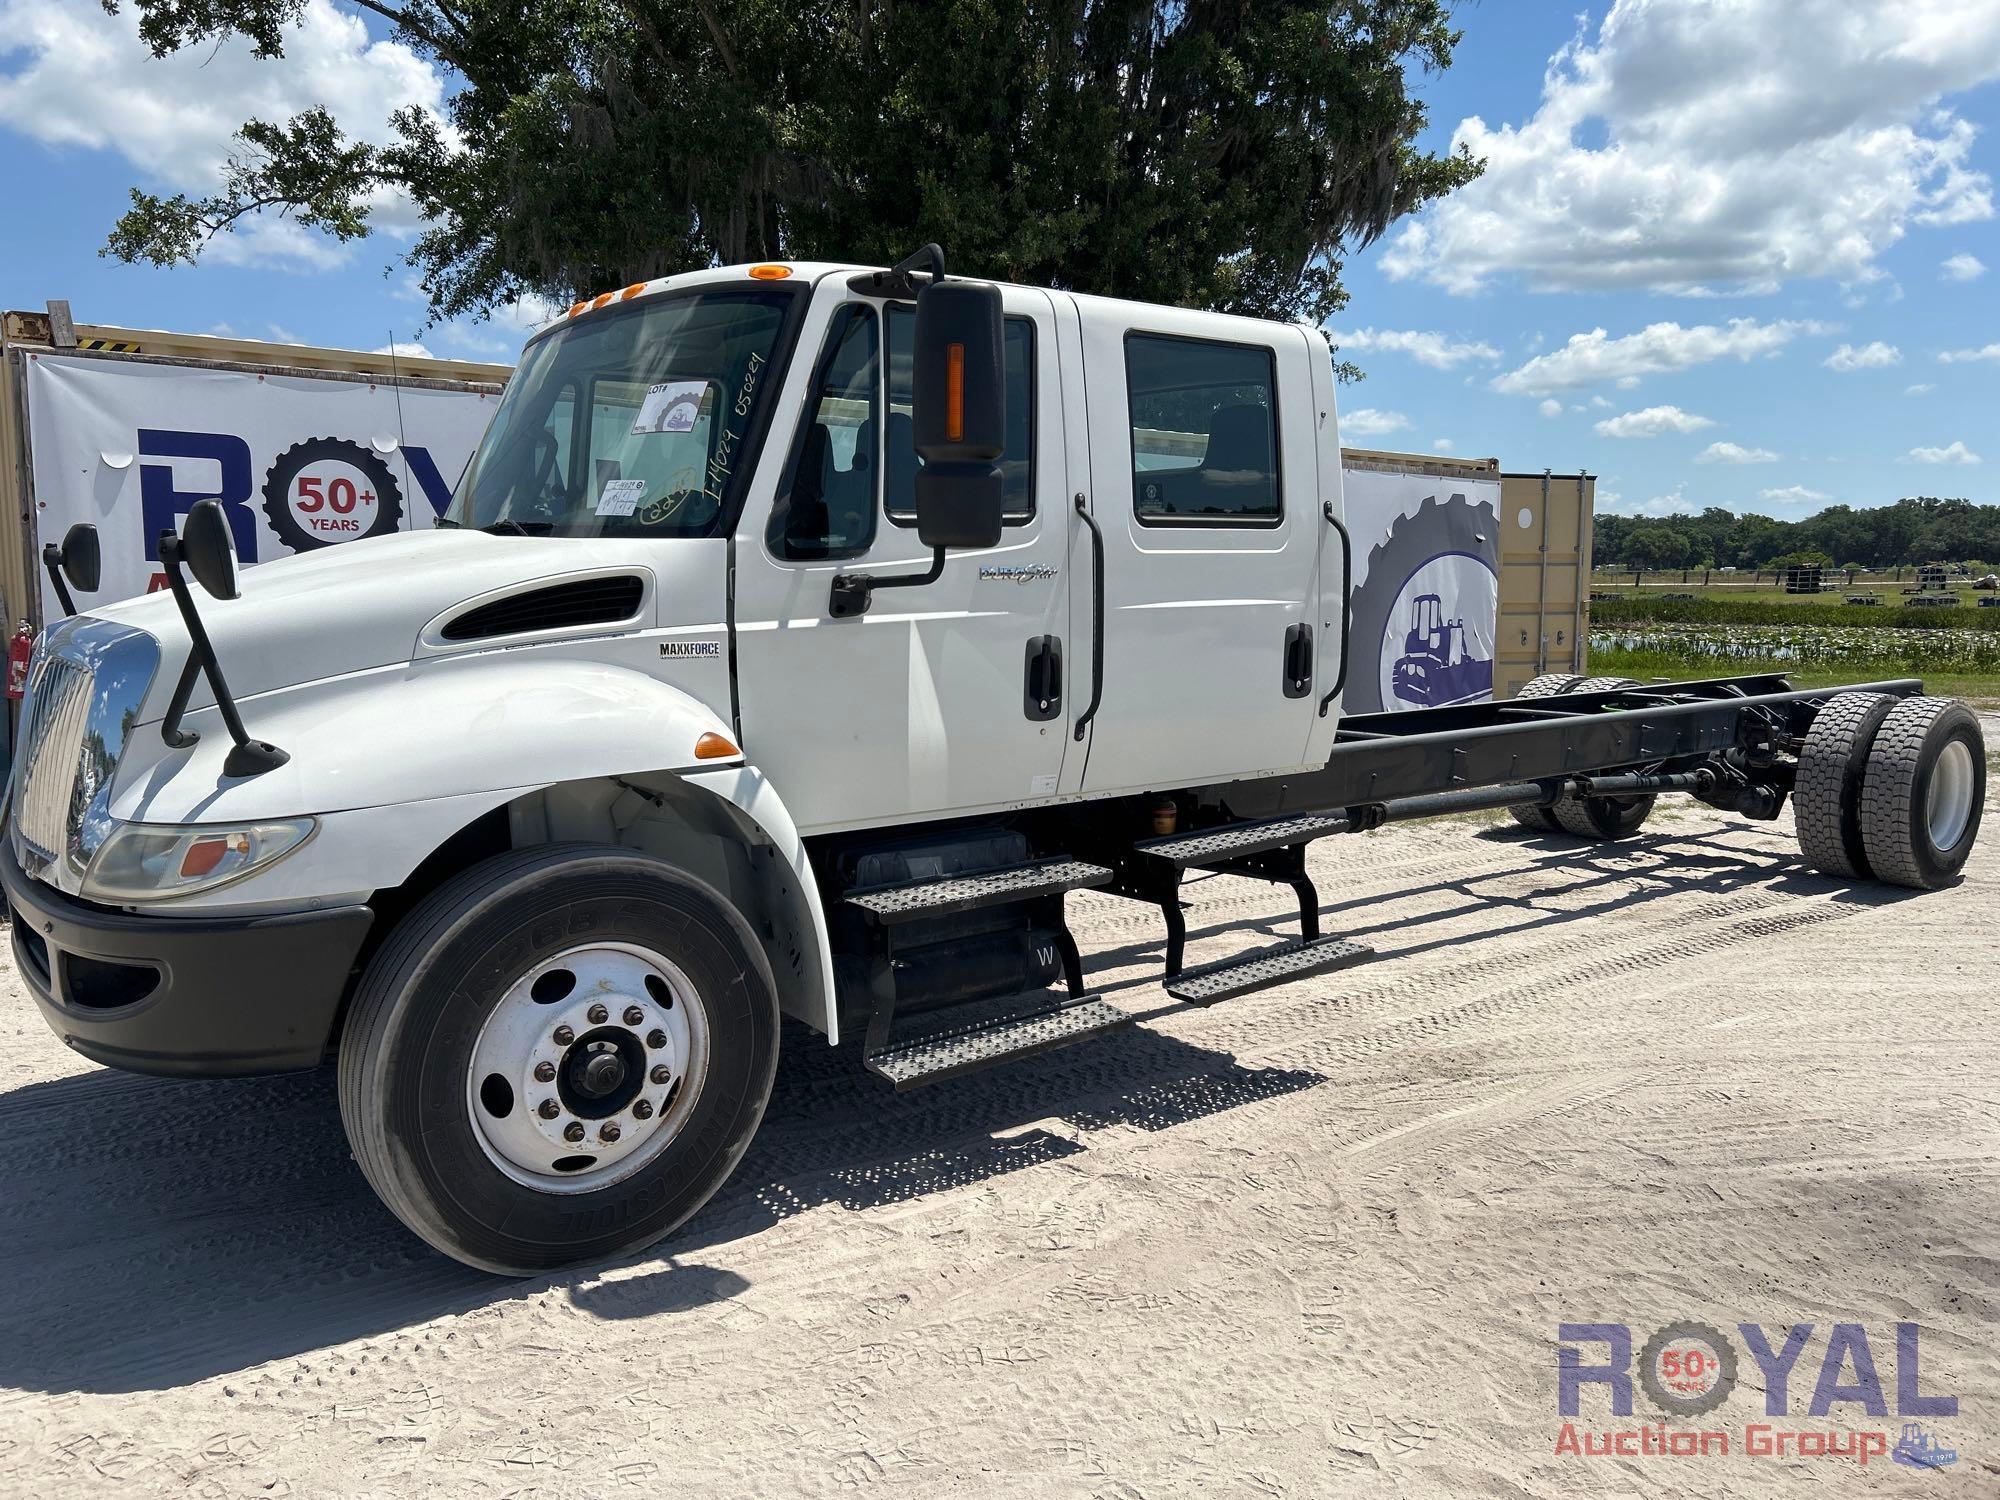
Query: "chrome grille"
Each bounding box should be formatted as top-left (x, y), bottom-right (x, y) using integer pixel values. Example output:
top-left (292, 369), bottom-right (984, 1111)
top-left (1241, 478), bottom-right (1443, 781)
top-left (16, 655), bottom-right (92, 859)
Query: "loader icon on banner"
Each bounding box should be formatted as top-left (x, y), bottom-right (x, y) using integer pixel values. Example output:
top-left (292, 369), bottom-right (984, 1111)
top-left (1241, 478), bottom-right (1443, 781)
top-left (1392, 592), bottom-right (1494, 707)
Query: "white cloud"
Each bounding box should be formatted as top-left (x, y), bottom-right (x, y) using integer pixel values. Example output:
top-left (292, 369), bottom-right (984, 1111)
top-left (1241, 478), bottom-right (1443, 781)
top-left (1341, 408), bottom-right (1411, 439)
top-left (1942, 252), bottom-right (1988, 281)
top-left (1938, 342), bottom-right (2000, 363)
top-left (1696, 441), bottom-right (1780, 464)
top-left (1906, 382), bottom-right (1936, 395)
top-left (1593, 405), bottom-right (1716, 439)
top-left (374, 341), bottom-right (434, 358)
top-left (1380, 2), bottom-right (2000, 296)
top-left (1329, 327), bottom-right (1500, 370)
top-left (1492, 318), bottom-right (1817, 396)
top-left (1759, 485), bottom-right (1831, 505)
top-left (1823, 341), bottom-right (1902, 371)
top-left (1538, 398), bottom-right (1563, 418)
top-left (0, 0), bottom-right (449, 268)
top-left (1433, 438), bottom-right (1455, 452)
top-left (1908, 440), bottom-right (1982, 464)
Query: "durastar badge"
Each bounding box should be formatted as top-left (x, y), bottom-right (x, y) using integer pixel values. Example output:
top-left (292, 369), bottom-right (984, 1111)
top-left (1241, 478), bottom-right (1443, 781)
top-left (978, 563), bottom-right (1058, 584)
top-left (659, 640), bottom-right (723, 658)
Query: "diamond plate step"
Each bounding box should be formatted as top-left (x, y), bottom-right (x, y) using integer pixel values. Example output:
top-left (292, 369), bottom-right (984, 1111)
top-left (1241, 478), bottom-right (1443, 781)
top-left (1136, 813), bottom-right (1350, 868)
top-left (1163, 936), bottom-right (1374, 1007)
top-left (864, 995), bottom-right (1131, 1089)
top-left (845, 858), bottom-right (1113, 925)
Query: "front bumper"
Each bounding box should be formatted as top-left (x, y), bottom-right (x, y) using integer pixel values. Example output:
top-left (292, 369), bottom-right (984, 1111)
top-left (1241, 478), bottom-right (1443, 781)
top-left (3, 843), bottom-right (374, 1076)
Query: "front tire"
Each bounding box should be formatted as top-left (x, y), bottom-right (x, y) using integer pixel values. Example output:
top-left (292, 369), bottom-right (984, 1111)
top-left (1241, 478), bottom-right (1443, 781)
top-left (338, 845), bottom-right (779, 1275)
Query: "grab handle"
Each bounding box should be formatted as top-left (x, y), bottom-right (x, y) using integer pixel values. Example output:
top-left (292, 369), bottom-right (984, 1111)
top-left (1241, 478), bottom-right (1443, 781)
top-left (1072, 493), bottom-right (1105, 742)
top-left (1317, 500), bottom-right (1353, 718)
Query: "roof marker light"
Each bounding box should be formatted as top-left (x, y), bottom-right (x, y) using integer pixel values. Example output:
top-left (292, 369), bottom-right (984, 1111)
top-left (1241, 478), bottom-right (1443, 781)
top-left (748, 264), bottom-right (792, 281)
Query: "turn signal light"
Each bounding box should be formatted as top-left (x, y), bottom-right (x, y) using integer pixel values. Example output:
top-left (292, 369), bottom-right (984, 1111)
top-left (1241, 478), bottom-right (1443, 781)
top-left (694, 732), bottom-right (740, 760)
top-left (945, 342), bottom-right (965, 442)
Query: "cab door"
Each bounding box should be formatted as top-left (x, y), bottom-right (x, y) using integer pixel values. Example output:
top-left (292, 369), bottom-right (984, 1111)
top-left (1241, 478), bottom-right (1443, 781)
top-left (733, 285), bottom-right (1073, 836)
top-left (1074, 309), bottom-right (1322, 794)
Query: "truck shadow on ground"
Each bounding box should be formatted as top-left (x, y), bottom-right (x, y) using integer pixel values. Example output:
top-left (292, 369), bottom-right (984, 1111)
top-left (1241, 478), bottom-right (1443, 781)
top-left (0, 828), bottom-right (1920, 1396)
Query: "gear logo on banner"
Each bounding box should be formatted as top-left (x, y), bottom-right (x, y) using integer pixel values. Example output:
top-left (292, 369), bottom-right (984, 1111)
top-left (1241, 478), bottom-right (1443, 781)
top-left (261, 437), bottom-right (404, 553)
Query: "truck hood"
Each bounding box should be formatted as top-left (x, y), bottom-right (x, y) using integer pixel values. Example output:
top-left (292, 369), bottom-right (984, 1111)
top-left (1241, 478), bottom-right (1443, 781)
top-left (79, 530), bottom-right (658, 721)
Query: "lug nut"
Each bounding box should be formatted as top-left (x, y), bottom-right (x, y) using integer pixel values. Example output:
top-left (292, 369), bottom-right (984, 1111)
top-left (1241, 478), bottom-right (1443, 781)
top-left (632, 1099), bottom-right (654, 1120)
top-left (533, 1061), bottom-right (556, 1083)
top-left (563, 1121), bottom-right (585, 1143)
top-left (537, 1099), bottom-right (560, 1120)
top-left (647, 1029), bottom-right (668, 1049)
top-left (587, 1003), bottom-right (609, 1025)
top-left (623, 1005), bottom-right (645, 1026)
top-left (552, 1025), bottom-right (574, 1046)
top-left (650, 1064), bottom-right (672, 1085)
top-left (598, 1121), bottom-right (621, 1143)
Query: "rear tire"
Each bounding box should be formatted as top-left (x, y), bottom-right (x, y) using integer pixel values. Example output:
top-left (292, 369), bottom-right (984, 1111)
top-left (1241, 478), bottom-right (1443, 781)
top-left (1549, 678), bottom-right (1657, 841)
top-left (338, 844), bottom-right (780, 1275)
top-left (1794, 691), bottom-right (1897, 878)
top-left (1857, 697), bottom-right (1986, 890)
top-left (1507, 673), bottom-right (1585, 831)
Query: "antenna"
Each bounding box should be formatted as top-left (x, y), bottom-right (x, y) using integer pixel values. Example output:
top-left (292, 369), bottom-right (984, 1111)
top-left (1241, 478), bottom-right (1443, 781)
top-left (386, 331), bottom-right (412, 523)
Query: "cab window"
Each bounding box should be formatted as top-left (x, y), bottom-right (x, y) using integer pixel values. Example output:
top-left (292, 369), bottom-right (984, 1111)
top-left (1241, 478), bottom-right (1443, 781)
top-left (1126, 334), bottom-right (1281, 526)
top-left (769, 305), bottom-right (880, 559)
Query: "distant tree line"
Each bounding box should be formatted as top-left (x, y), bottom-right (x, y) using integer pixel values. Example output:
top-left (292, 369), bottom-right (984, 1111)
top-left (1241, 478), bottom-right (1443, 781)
top-left (1594, 497), bottom-right (1997, 572)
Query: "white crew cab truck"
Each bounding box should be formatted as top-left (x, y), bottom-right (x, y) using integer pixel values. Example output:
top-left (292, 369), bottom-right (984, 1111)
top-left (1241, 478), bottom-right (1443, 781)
top-left (7, 250), bottom-right (1985, 1274)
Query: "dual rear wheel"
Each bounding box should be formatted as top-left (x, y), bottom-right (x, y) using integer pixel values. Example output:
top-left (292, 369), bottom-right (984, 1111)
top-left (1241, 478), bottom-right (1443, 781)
top-left (1506, 674), bottom-right (1657, 840)
top-left (1795, 693), bottom-right (1985, 890)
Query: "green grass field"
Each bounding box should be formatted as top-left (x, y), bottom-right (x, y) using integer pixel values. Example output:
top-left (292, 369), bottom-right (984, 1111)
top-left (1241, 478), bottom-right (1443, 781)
top-left (1589, 645), bottom-right (2000, 707)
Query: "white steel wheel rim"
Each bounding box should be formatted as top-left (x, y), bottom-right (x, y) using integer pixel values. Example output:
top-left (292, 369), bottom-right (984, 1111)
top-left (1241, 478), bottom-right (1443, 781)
top-left (466, 941), bottom-right (710, 1194)
top-left (1927, 739), bottom-right (1976, 851)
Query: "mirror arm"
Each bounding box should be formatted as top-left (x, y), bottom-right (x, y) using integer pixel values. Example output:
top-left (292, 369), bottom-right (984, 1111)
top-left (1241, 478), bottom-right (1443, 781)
top-left (845, 243), bottom-right (947, 301)
top-left (39, 544), bottom-right (76, 618)
top-left (157, 533), bottom-right (289, 776)
top-left (828, 548), bottom-right (947, 620)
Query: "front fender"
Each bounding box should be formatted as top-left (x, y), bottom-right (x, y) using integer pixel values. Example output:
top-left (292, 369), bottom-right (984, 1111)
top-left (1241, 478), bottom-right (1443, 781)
top-left (111, 655), bottom-right (740, 825)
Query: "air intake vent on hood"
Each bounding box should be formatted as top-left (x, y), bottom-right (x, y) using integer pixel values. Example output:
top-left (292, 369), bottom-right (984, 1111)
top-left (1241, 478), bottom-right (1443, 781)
top-left (439, 576), bottom-right (646, 642)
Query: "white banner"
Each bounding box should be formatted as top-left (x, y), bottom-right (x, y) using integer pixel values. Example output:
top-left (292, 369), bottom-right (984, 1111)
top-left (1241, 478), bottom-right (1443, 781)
top-left (24, 354), bottom-right (499, 619)
top-left (1340, 466), bottom-right (1502, 714)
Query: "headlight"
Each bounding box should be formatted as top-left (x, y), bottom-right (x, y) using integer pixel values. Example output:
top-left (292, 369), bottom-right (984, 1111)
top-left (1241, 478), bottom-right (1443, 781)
top-left (81, 818), bottom-right (317, 902)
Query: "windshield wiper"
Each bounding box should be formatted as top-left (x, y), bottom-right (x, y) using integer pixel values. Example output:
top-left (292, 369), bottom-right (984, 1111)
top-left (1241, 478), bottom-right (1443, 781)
top-left (480, 519), bottom-right (555, 536)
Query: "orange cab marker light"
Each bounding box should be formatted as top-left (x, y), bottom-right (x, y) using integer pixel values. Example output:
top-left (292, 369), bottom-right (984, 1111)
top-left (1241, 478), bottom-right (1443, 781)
top-left (590, 291), bottom-right (616, 310)
top-left (694, 732), bottom-right (740, 760)
top-left (618, 282), bottom-right (646, 300)
top-left (568, 300), bottom-right (588, 317)
top-left (945, 343), bottom-right (965, 442)
top-left (748, 264), bottom-right (792, 280)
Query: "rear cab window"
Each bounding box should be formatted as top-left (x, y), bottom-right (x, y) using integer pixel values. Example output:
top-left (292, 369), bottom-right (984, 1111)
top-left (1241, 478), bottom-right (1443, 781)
top-left (1125, 334), bottom-right (1281, 526)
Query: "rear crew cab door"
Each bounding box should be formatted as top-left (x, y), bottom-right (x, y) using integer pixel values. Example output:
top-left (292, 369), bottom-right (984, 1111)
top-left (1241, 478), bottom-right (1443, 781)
top-left (1074, 308), bottom-right (1321, 793)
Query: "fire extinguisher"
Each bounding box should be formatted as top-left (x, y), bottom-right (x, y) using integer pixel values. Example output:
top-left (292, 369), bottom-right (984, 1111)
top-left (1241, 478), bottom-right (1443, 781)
top-left (7, 620), bottom-right (34, 701)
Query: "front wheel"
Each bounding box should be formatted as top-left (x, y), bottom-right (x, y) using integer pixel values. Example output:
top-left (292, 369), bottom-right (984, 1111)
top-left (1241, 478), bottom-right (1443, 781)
top-left (338, 845), bottom-right (779, 1275)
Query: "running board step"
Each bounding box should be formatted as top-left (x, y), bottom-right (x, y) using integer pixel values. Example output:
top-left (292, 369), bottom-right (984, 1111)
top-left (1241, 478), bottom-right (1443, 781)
top-left (1163, 936), bottom-right (1374, 1007)
top-left (864, 995), bottom-right (1132, 1089)
top-left (1136, 813), bottom-right (1350, 868)
top-left (846, 858), bottom-right (1114, 924)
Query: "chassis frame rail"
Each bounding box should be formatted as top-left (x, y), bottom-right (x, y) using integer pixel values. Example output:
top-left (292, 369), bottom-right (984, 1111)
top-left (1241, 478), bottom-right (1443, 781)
top-left (1209, 675), bottom-right (1924, 817)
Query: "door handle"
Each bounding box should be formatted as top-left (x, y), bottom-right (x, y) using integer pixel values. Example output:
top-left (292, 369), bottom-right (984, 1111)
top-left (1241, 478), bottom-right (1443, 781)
top-left (1024, 635), bottom-right (1063, 721)
top-left (1283, 623), bottom-right (1313, 699)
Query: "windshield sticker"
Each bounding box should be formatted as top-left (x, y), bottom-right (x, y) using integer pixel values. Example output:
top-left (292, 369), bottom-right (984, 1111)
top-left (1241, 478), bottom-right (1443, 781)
top-left (596, 478), bottom-right (647, 516)
top-left (631, 380), bottom-right (708, 436)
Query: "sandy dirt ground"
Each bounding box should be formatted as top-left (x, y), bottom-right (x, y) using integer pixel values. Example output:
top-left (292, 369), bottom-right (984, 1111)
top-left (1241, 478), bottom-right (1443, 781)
top-left (0, 746), bottom-right (1996, 1497)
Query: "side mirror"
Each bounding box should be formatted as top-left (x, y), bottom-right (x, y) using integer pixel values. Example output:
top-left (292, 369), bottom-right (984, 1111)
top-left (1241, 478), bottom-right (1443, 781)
top-left (911, 279), bottom-right (1005, 550)
top-left (55, 524), bottom-right (100, 593)
top-left (181, 499), bottom-right (241, 601)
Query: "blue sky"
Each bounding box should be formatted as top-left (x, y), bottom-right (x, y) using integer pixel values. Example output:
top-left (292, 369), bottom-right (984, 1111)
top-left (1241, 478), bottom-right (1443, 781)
top-left (1, 1), bottom-right (1995, 517)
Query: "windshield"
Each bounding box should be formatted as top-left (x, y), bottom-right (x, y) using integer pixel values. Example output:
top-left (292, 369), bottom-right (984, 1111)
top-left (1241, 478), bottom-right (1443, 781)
top-left (447, 286), bottom-right (800, 536)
